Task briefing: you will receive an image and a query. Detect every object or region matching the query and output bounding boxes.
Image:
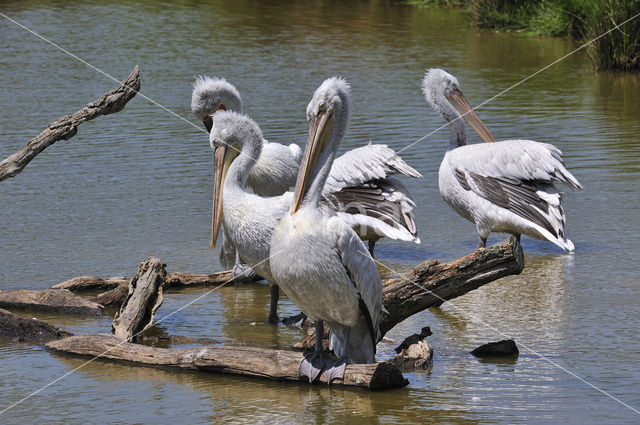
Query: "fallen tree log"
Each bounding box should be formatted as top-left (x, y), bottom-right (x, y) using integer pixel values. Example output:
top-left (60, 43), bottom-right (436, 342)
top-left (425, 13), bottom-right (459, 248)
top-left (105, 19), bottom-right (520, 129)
top-left (0, 308), bottom-right (72, 341)
top-left (0, 66), bottom-right (140, 182)
top-left (53, 270), bottom-right (257, 293)
top-left (90, 284), bottom-right (129, 308)
top-left (297, 237), bottom-right (524, 349)
top-left (52, 276), bottom-right (128, 292)
top-left (112, 257), bottom-right (166, 341)
top-left (0, 289), bottom-right (103, 315)
top-left (46, 334), bottom-right (407, 391)
top-left (379, 236), bottom-right (524, 335)
top-left (54, 270), bottom-right (262, 310)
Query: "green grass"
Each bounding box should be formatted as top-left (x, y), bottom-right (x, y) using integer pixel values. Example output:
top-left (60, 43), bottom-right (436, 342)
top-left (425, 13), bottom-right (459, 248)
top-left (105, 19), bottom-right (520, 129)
top-left (410, 0), bottom-right (640, 70)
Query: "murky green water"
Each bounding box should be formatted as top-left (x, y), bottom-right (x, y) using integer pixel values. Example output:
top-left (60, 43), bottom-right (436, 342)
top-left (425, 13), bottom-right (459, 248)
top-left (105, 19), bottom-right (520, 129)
top-left (1, 0), bottom-right (639, 423)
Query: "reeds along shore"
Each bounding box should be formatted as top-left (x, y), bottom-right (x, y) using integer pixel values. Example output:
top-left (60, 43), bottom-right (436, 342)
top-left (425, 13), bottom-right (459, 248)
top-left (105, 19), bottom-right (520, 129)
top-left (411, 0), bottom-right (640, 71)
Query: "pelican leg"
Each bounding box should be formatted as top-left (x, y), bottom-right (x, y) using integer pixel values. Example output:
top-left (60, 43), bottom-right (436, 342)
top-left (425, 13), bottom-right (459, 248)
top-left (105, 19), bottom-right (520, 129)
top-left (282, 312), bottom-right (308, 327)
top-left (322, 326), bottom-right (348, 384)
top-left (477, 236), bottom-right (487, 249)
top-left (299, 321), bottom-right (326, 383)
top-left (368, 240), bottom-right (376, 257)
top-left (268, 285), bottom-right (280, 324)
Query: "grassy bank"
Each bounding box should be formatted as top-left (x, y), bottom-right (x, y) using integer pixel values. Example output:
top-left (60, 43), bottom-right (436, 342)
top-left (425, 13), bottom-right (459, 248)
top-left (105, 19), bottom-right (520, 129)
top-left (410, 0), bottom-right (640, 71)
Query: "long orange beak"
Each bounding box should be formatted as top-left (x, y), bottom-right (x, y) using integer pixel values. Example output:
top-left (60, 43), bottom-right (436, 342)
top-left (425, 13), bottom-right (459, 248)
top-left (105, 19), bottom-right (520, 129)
top-left (211, 144), bottom-right (237, 248)
top-left (291, 109), bottom-right (334, 215)
top-left (447, 88), bottom-right (496, 143)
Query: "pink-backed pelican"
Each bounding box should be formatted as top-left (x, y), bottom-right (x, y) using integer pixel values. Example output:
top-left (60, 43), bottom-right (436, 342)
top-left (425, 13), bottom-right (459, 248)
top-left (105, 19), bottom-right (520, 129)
top-left (192, 76), bottom-right (421, 263)
top-left (270, 77), bottom-right (382, 382)
top-left (422, 68), bottom-right (582, 251)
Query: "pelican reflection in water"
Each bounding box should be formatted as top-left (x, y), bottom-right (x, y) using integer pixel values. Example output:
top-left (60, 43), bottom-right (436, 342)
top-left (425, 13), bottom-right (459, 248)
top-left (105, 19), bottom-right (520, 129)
top-left (422, 68), bottom-right (582, 251)
top-left (271, 78), bottom-right (382, 382)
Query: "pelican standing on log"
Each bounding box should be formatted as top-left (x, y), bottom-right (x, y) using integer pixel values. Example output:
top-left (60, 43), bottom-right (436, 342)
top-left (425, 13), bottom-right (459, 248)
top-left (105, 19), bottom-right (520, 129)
top-left (422, 68), bottom-right (582, 251)
top-left (271, 77), bottom-right (382, 383)
top-left (192, 76), bottom-right (421, 262)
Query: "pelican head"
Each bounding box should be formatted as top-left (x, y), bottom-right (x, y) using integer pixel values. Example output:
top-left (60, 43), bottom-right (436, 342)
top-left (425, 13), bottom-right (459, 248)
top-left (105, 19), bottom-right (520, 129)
top-left (208, 110), bottom-right (262, 248)
top-left (422, 68), bottom-right (495, 143)
top-left (292, 77), bottom-right (351, 214)
top-left (191, 76), bottom-right (243, 132)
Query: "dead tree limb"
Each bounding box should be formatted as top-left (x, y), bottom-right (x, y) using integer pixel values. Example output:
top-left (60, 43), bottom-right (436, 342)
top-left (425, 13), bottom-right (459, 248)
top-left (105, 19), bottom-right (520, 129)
top-left (111, 257), bottom-right (166, 341)
top-left (379, 236), bottom-right (524, 335)
top-left (52, 276), bottom-right (128, 292)
top-left (0, 289), bottom-right (103, 315)
top-left (0, 308), bottom-right (72, 341)
top-left (297, 237), bottom-right (524, 349)
top-left (46, 335), bottom-right (408, 391)
top-left (0, 66), bottom-right (140, 182)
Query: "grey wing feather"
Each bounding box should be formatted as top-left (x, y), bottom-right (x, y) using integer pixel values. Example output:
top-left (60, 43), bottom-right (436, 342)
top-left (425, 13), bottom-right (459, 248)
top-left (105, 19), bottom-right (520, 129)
top-left (323, 176), bottom-right (419, 242)
top-left (331, 217), bottom-right (382, 344)
top-left (451, 140), bottom-right (582, 239)
top-left (324, 144), bottom-right (422, 193)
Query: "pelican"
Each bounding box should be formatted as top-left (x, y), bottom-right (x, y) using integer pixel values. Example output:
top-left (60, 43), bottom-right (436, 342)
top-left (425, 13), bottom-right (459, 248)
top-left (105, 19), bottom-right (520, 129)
top-left (192, 76), bottom-right (421, 263)
top-left (270, 77), bottom-right (382, 383)
top-left (208, 111), bottom-right (296, 324)
top-left (422, 68), bottom-right (582, 251)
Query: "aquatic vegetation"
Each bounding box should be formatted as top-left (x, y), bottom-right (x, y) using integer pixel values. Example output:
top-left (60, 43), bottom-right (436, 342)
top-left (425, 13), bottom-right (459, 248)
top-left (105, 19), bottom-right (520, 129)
top-left (410, 0), bottom-right (640, 71)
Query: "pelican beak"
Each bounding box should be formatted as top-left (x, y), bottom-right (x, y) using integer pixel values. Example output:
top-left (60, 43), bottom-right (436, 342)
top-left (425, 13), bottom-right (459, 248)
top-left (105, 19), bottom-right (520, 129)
top-left (447, 88), bottom-right (496, 143)
top-left (203, 106), bottom-right (226, 133)
top-left (291, 108), bottom-right (334, 215)
top-left (211, 143), bottom-right (238, 248)
top-left (203, 116), bottom-right (213, 132)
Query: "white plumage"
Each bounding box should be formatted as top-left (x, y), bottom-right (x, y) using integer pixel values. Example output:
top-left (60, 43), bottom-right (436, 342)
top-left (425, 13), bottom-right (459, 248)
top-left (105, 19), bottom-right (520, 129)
top-left (270, 77), bottom-right (382, 377)
top-left (192, 76), bottom-right (421, 268)
top-left (423, 68), bottom-right (582, 251)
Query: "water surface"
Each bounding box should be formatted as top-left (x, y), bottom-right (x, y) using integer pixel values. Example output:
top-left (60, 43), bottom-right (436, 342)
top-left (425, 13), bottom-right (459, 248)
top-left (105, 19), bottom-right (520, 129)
top-left (1, 1), bottom-right (639, 423)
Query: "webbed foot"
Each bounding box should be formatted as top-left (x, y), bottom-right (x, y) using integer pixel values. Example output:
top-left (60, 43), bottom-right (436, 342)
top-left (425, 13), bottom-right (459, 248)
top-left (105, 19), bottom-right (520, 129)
top-left (281, 312), bottom-right (308, 328)
top-left (321, 357), bottom-right (347, 384)
top-left (299, 351), bottom-right (324, 383)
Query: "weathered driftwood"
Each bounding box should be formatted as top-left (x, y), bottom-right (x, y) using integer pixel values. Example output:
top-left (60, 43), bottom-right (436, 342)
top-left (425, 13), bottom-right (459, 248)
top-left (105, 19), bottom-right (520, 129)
top-left (55, 270), bottom-right (261, 310)
top-left (112, 257), bottom-right (166, 341)
top-left (389, 341), bottom-right (433, 370)
top-left (90, 284), bottom-right (129, 308)
top-left (0, 289), bottom-right (103, 315)
top-left (0, 308), bottom-right (72, 341)
top-left (52, 276), bottom-right (128, 292)
top-left (54, 270), bottom-right (257, 293)
top-left (379, 236), bottom-right (523, 335)
top-left (297, 237), bottom-right (524, 349)
top-left (0, 66), bottom-right (140, 182)
top-left (46, 334), bottom-right (408, 391)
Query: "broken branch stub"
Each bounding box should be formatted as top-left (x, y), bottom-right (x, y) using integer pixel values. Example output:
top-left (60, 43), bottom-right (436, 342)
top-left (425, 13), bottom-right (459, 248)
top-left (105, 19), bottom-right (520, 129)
top-left (111, 257), bottom-right (166, 341)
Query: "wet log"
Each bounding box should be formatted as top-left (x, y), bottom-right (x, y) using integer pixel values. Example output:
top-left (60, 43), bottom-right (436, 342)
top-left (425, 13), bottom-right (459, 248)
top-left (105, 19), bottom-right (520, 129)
top-left (90, 283), bottom-right (129, 308)
top-left (46, 334), bottom-right (408, 391)
top-left (0, 289), bottom-right (103, 315)
top-left (297, 237), bottom-right (524, 349)
top-left (0, 308), bottom-right (72, 341)
top-left (52, 276), bottom-right (128, 292)
top-left (379, 236), bottom-right (524, 335)
top-left (111, 257), bottom-right (166, 341)
top-left (0, 66), bottom-right (140, 182)
top-left (53, 270), bottom-right (258, 293)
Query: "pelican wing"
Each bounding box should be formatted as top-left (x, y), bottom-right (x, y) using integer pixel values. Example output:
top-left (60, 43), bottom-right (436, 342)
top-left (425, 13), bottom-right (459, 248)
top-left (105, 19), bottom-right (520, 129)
top-left (324, 176), bottom-right (419, 242)
top-left (450, 140), bottom-right (582, 239)
top-left (329, 217), bottom-right (382, 345)
top-left (324, 144), bottom-right (422, 193)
